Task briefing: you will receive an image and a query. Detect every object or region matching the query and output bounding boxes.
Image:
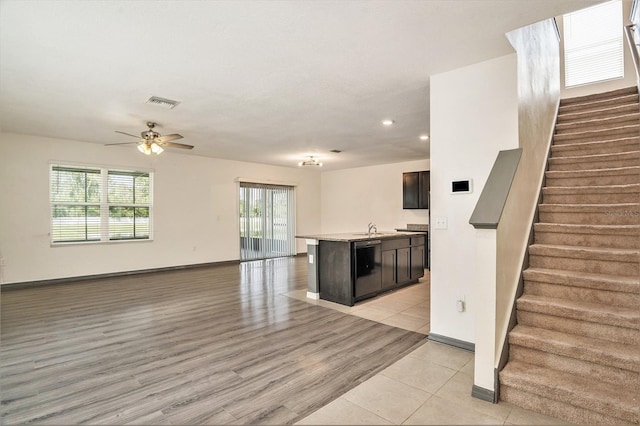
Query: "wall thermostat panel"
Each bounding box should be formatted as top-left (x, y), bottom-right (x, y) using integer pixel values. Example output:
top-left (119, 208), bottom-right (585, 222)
top-left (451, 179), bottom-right (472, 194)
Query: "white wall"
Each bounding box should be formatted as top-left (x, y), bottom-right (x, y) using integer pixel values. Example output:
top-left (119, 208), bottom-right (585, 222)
top-left (320, 159), bottom-right (430, 233)
top-left (0, 132), bottom-right (321, 284)
top-left (429, 54), bottom-right (519, 344)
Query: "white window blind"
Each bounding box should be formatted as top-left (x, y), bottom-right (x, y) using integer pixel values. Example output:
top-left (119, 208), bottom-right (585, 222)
top-left (50, 164), bottom-right (152, 243)
top-left (564, 0), bottom-right (624, 88)
top-left (239, 182), bottom-right (296, 260)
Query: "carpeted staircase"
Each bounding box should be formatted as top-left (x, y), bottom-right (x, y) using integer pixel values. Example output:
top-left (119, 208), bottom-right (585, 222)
top-left (499, 86), bottom-right (640, 425)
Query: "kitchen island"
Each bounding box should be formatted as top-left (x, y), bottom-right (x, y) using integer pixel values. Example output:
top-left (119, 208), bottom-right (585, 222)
top-left (296, 232), bottom-right (425, 306)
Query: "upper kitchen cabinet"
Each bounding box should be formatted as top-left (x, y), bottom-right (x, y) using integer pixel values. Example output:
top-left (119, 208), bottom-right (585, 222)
top-left (403, 171), bottom-right (430, 209)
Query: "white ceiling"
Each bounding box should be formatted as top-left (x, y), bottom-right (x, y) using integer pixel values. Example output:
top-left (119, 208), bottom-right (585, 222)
top-left (0, 0), bottom-right (600, 170)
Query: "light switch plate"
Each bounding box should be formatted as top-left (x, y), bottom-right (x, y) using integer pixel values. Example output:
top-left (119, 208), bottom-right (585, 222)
top-left (433, 217), bottom-right (448, 229)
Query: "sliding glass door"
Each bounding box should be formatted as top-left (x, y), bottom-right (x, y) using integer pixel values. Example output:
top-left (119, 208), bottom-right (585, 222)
top-left (239, 182), bottom-right (296, 261)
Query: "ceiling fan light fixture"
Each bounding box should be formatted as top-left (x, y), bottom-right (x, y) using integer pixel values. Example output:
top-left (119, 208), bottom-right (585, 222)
top-left (150, 142), bottom-right (164, 154)
top-left (137, 143), bottom-right (150, 155)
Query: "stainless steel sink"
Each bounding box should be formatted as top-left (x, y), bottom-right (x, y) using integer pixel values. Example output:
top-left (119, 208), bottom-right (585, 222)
top-left (351, 232), bottom-right (396, 237)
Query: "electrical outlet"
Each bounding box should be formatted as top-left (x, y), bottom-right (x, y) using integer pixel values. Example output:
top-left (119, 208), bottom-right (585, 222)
top-left (456, 300), bottom-right (465, 312)
top-left (0, 258), bottom-right (5, 266)
top-left (433, 217), bottom-right (448, 229)
top-left (309, 254), bottom-right (314, 264)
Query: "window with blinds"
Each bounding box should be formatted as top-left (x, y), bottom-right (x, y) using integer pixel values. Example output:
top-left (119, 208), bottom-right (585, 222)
top-left (50, 164), bottom-right (152, 243)
top-left (564, 0), bottom-right (624, 88)
top-left (239, 182), bottom-right (296, 260)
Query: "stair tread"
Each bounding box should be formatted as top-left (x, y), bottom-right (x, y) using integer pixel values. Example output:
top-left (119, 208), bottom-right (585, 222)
top-left (517, 294), bottom-right (640, 324)
top-left (529, 243), bottom-right (640, 255)
top-left (559, 87), bottom-right (638, 105)
top-left (509, 325), bottom-right (640, 368)
top-left (543, 183), bottom-right (640, 193)
top-left (558, 104), bottom-right (640, 123)
top-left (539, 202), bottom-right (640, 210)
top-left (500, 360), bottom-right (639, 414)
top-left (554, 123), bottom-right (639, 136)
top-left (548, 150), bottom-right (640, 162)
top-left (523, 267), bottom-right (639, 291)
top-left (555, 112), bottom-right (640, 130)
top-left (546, 165), bottom-right (640, 177)
top-left (551, 136), bottom-right (640, 151)
top-left (534, 222), bottom-right (640, 233)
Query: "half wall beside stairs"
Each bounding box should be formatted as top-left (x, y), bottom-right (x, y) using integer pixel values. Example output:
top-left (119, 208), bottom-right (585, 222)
top-left (500, 86), bottom-right (640, 425)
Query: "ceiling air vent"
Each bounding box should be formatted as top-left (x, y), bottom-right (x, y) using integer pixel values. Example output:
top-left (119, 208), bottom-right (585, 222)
top-left (146, 96), bottom-right (180, 109)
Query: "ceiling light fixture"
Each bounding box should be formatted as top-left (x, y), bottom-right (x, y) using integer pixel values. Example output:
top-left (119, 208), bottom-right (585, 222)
top-left (298, 156), bottom-right (323, 167)
top-left (420, 135), bottom-right (429, 140)
top-left (382, 119), bottom-right (395, 126)
top-left (146, 96), bottom-right (180, 109)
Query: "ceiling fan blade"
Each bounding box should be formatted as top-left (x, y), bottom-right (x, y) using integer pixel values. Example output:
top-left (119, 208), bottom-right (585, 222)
top-left (159, 141), bottom-right (194, 150)
top-left (115, 130), bottom-right (142, 139)
top-left (156, 133), bottom-right (183, 143)
top-left (104, 142), bottom-right (140, 146)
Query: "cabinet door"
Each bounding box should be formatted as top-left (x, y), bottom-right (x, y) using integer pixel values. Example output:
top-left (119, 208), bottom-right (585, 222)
top-left (411, 245), bottom-right (425, 280)
top-left (402, 172), bottom-right (419, 209)
top-left (381, 250), bottom-right (397, 290)
top-left (397, 247), bottom-right (411, 284)
top-left (418, 171), bottom-right (430, 209)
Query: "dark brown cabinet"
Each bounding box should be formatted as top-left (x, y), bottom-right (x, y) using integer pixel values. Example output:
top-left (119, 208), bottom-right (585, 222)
top-left (410, 236), bottom-right (426, 280)
top-left (381, 250), bottom-right (397, 290)
top-left (403, 171), bottom-right (430, 209)
top-left (381, 236), bottom-right (424, 289)
top-left (397, 247), bottom-right (411, 284)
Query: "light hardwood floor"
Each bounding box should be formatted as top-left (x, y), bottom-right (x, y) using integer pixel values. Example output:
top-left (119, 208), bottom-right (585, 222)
top-left (0, 257), bottom-right (426, 425)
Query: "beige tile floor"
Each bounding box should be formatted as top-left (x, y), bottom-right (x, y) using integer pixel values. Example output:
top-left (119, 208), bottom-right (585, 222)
top-left (286, 273), bottom-right (572, 425)
top-left (284, 275), bottom-right (431, 334)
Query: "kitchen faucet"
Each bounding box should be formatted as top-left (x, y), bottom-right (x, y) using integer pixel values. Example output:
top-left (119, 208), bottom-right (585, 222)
top-left (367, 222), bottom-right (377, 238)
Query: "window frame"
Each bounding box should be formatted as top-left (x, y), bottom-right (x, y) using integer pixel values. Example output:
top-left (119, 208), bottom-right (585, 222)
top-left (563, 0), bottom-right (624, 88)
top-left (50, 162), bottom-right (154, 245)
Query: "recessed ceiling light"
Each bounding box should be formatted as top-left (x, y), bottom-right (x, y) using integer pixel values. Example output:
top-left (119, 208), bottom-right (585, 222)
top-left (382, 119), bottom-right (395, 126)
top-left (420, 135), bottom-right (429, 140)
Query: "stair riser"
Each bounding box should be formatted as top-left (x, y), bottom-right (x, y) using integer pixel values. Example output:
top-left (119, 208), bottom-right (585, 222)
top-left (534, 231), bottom-right (640, 249)
top-left (508, 332), bottom-right (638, 372)
top-left (553, 126), bottom-right (639, 145)
top-left (516, 308), bottom-right (639, 343)
top-left (542, 192), bottom-right (640, 204)
top-left (560, 87), bottom-right (638, 105)
top-left (509, 345), bottom-right (639, 388)
top-left (557, 104), bottom-right (640, 123)
top-left (538, 210), bottom-right (640, 226)
top-left (555, 117), bottom-right (640, 134)
top-left (500, 385), bottom-right (633, 425)
top-left (558, 94), bottom-right (639, 114)
top-left (551, 140), bottom-right (640, 157)
top-left (528, 255), bottom-right (638, 276)
top-left (516, 298), bottom-right (638, 331)
top-left (523, 269), bottom-right (640, 294)
top-left (548, 157), bottom-right (640, 171)
top-left (545, 174), bottom-right (639, 187)
top-left (522, 279), bottom-right (639, 310)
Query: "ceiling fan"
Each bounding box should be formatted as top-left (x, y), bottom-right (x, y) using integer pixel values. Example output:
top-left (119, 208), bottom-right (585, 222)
top-left (106, 122), bottom-right (194, 155)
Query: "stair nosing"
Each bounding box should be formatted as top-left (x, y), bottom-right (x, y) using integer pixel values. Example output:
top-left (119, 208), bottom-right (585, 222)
top-left (523, 266), bottom-right (640, 283)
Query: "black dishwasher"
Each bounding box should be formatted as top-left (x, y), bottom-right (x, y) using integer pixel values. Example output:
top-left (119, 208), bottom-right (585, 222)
top-left (354, 240), bottom-right (382, 300)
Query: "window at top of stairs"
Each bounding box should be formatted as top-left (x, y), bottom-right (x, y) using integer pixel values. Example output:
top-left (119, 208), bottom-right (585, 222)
top-left (563, 0), bottom-right (624, 88)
